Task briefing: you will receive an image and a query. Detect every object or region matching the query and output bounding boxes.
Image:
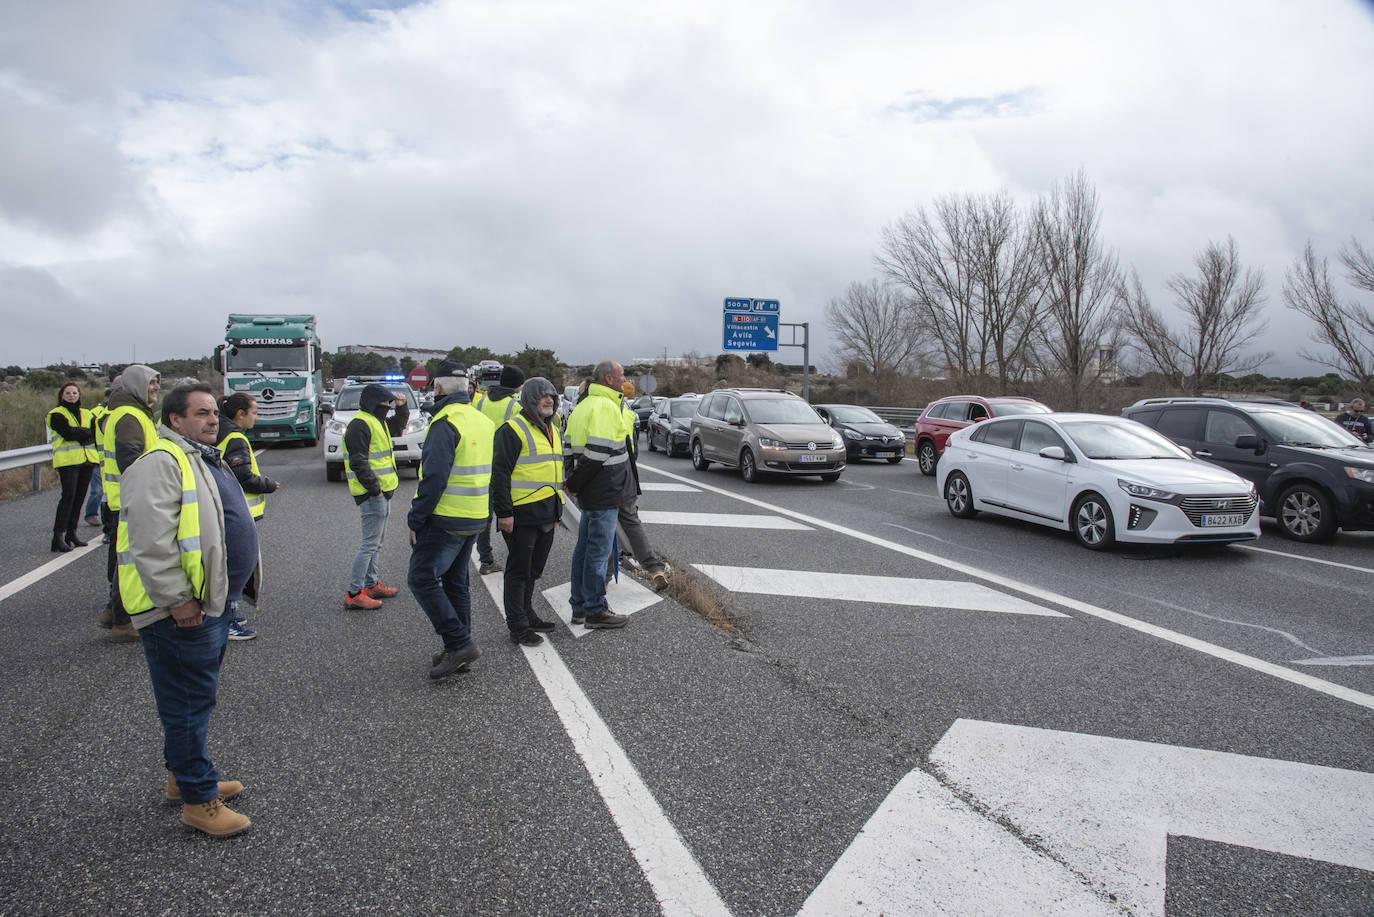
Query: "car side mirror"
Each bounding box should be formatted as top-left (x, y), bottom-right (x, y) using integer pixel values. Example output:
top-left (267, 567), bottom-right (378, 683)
top-left (1038, 445), bottom-right (1068, 461)
top-left (1233, 433), bottom-right (1258, 451)
top-left (319, 403), bottom-right (333, 415)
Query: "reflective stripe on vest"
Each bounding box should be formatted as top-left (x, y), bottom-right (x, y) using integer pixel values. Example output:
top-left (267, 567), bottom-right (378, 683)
top-left (46, 406), bottom-right (99, 467)
top-left (426, 403), bottom-right (494, 520)
top-left (346, 411), bottom-right (399, 496)
top-left (101, 406), bottom-right (158, 512)
top-left (506, 413), bottom-right (565, 506)
top-left (216, 431), bottom-right (266, 519)
top-left (117, 441), bottom-right (206, 615)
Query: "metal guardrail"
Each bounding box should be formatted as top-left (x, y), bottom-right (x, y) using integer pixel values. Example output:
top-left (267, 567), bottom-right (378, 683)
top-left (0, 444), bottom-right (53, 492)
top-left (866, 406), bottom-right (925, 438)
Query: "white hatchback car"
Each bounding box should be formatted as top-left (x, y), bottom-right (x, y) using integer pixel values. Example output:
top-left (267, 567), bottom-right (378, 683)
top-left (936, 412), bottom-right (1260, 549)
top-left (323, 382), bottom-right (429, 482)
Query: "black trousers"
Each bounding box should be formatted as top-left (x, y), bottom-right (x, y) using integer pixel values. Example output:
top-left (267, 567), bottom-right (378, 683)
top-left (500, 523), bottom-right (555, 633)
top-left (102, 503), bottom-right (129, 625)
top-left (53, 464), bottom-right (93, 537)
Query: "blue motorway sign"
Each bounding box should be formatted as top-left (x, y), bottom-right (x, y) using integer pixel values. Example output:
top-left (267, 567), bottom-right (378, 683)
top-left (722, 298), bottom-right (780, 351)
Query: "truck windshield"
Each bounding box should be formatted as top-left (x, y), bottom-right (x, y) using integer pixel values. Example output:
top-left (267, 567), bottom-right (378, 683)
top-left (227, 345), bottom-right (309, 371)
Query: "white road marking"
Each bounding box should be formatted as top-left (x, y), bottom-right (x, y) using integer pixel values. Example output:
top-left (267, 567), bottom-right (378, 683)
top-left (1238, 543), bottom-right (1374, 574)
top-left (541, 577), bottom-right (663, 638)
top-left (885, 487), bottom-right (943, 501)
top-left (639, 482), bottom-right (700, 492)
top-left (638, 463), bottom-right (1374, 711)
top-left (881, 522), bottom-right (956, 544)
top-left (638, 511), bottom-right (811, 530)
top-left (1291, 654), bottom-right (1374, 666)
top-left (0, 542), bottom-right (101, 605)
top-left (694, 565), bottom-right (1066, 618)
top-left (928, 718), bottom-right (1374, 917)
top-left (798, 768), bottom-right (1118, 916)
top-left (470, 563), bottom-right (729, 916)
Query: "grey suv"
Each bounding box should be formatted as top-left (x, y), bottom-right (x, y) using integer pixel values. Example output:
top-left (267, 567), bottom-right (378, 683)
top-left (1122, 396), bottom-right (1374, 542)
top-left (690, 388), bottom-right (846, 483)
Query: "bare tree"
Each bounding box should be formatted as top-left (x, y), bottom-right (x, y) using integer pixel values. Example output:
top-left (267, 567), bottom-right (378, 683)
top-left (876, 191), bottom-right (1042, 390)
top-left (969, 190), bottom-right (1044, 392)
top-left (824, 279), bottom-right (921, 399)
top-left (1033, 170), bottom-right (1122, 409)
top-left (1119, 237), bottom-right (1269, 393)
top-left (1284, 238), bottom-right (1374, 389)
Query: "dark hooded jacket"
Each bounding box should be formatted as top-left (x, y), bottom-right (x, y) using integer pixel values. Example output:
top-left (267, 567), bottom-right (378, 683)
top-left (107, 365), bottom-right (160, 473)
top-left (406, 388), bottom-right (486, 532)
top-left (344, 384), bottom-right (409, 503)
top-left (216, 413), bottom-right (279, 495)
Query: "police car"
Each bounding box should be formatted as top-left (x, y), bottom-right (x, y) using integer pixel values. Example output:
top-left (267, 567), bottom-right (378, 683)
top-left (322, 378), bottom-right (429, 482)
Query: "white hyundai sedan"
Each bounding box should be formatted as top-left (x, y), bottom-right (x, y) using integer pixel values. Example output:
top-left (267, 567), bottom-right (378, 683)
top-left (936, 413), bottom-right (1260, 550)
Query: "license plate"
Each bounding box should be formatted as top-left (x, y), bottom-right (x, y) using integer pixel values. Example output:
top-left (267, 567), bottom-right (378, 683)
top-left (874, 451), bottom-right (896, 458)
top-left (798, 453), bottom-right (827, 463)
top-left (1200, 513), bottom-right (1245, 527)
top-left (258, 431), bottom-right (280, 438)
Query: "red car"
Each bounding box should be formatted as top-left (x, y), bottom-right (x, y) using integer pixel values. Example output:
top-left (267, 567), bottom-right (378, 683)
top-left (913, 394), bottom-right (1051, 476)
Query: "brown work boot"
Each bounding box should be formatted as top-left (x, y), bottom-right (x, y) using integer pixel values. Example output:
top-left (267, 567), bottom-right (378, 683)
top-left (181, 797), bottom-right (251, 837)
top-left (110, 622), bottom-right (137, 642)
top-left (97, 605), bottom-right (113, 629)
top-left (165, 770), bottom-right (243, 804)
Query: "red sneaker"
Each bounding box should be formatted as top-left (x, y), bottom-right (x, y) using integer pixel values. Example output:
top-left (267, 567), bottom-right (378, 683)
top-left (365, 582), bottom-right (400, 599)
top-left (345, 591), bottom-right (382, 610)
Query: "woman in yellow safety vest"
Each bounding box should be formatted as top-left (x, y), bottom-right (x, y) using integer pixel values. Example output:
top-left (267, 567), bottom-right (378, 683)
top-left (46, 382), bottom-right (99, 552)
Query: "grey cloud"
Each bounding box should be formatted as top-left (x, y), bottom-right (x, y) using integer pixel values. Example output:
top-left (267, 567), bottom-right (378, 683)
top-left (0, 90), bottom-right (147, 237)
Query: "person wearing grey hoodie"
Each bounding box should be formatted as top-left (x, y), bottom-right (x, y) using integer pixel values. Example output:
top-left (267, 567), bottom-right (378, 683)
top-left (99, 364), bottom-right (161, 640)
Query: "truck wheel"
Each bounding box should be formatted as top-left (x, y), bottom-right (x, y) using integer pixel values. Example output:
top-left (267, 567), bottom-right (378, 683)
top-left (302, 438), bottom-right (317, 448)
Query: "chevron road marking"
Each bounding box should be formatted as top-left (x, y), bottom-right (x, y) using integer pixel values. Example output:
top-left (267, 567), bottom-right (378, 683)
top-left (694, 565), bottom-right (1067, 618)
top-left (637, 511), bottom-right (811, 530)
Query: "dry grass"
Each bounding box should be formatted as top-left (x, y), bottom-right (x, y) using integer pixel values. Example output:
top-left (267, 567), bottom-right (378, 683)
top-left (0, 384), bottom-right (101, 502)
top-left (626, 554), bottom-right (743, 638)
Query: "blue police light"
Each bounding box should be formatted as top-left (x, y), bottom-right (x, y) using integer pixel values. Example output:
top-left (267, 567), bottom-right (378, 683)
top-left (382, 374), bottom-right (405, 381)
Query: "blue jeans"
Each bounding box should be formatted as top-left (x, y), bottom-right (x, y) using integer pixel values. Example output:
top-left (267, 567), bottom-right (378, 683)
top-left (349, 495), bottom-right (390, 594)
top-left (407, 525), bottom-right (478, 651)
top-left (570, 507), bottom-right (619, 616)
top-left (84, 468), bottom-right (103, 519)
top-left (139, 612), bottom-right (231, 805)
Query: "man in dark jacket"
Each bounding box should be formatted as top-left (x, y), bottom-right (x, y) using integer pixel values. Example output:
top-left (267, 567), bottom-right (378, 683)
top-left (491, 377), bottom-right (563, 645)
top-left (344, 383), bottom-right (409, 610)
top-left (1335, 399), bottom-right (1373, 443)
top-left (406, 361), bottom-right (493, 679)
top-left (100, 365), bottom-right (161, 640)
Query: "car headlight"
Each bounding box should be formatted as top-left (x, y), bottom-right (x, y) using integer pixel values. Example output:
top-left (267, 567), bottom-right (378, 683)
top-left (1118, 479), bottom-right (1175, 500)
top-left (405, 416), bottom-right (427, 435)
top-left (832, 435), bottom-right (845, 449)
top-left (326, 420), bottom-right (344, 436)
top-left (1345, 466), bottom-right (1374, 484)
top-left (758, 437), bottom-right (786, 450)
top-left (843, 429), bottom-right (862, 440)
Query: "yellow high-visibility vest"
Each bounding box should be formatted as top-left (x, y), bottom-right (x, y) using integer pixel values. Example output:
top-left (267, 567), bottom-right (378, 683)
top-left (101, 405), bottom-right (157, 512)
top-left (216, 431), bottom-right (266, 519)
top-left (46, 405), bottom-right (99, 467)
top-left (117, 440), bottom-right (206, 615)
top-left (425, 402), bottom-right (495, 521)
top-left (506, 413), bottom-right (564, 507)
top-left (345, 411), bottom-right (398, 496)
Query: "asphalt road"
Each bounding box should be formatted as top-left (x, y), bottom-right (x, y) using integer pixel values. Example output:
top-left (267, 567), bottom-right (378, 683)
top-left (0, 442), bottom-right (1370, 916)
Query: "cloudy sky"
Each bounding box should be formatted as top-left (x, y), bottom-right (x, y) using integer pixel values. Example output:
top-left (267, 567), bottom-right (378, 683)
top-left (2, 0), bottom-right (1372, 376)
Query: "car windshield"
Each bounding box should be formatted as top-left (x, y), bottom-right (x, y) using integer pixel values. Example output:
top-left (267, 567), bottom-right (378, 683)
top-left (828, 405), bottom-right (884, 423)
top-left (990, 402), bottom-right (1050, 417)
top-left (334, 385), bottom-right (416, 411)
top-left (670, 400), bottom-right (698, 418)
top-left (1061, 420), bottom-right (1189, 460)
top-left (746, 398), bottom-right (823, 425)
top-left (1250, 409), bottom-right (1366, 448)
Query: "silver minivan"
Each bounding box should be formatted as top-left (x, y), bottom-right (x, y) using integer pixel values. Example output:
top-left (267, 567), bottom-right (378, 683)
top-left (690, 388), bottom-right (846, 483)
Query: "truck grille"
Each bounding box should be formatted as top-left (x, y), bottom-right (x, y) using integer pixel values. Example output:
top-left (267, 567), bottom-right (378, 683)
top-left (254, 399), bottom-right (298, 420)
top-left (1179, 494), bottom-right (1257, 526)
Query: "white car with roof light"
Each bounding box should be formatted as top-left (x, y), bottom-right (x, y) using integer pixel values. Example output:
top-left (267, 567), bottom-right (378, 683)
top-left (322, 381), bottom-right (429, 482)
top-left (935, 412), bottom-right (1260, 550)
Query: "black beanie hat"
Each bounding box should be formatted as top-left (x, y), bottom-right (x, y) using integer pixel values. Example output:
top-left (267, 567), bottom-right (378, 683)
top-left (499, 365), bottom-right (525, 389)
